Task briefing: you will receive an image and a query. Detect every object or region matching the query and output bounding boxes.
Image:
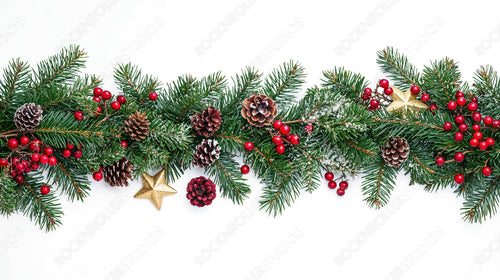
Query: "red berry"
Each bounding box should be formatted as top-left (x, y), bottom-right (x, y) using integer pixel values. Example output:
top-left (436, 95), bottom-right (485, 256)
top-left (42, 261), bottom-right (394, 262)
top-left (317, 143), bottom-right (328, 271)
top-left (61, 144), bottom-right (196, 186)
top-left (93, 171), bottom-right (103, 181)
top-left (244, 142), bottom-right (254, 151)
top-left (30, 162), bottom-right (39, 170)
top-left (443, 122), bottom-right (453, 131)
top-left (120, 140), bottom-right (128, 148)
top-left (74, 111), bottom-right (84, 121)
top-left (16, 163), bottom-right (24, 172)
top-left (290, 135), bottom-right (300, 145)
top-left (328, 181), bottom-right (337, 189)
top-left (484, 116), bottom-right (493, 125)
top-left (470, 138), bottom-right (479, 147)
top-left (149, 92), bottom-right (158, 101)
top-left (447, 101), bottom-right (457, 111)
top-left (456, 97), bottom-right (466, 106)
top-left (468, 102), bottom-right (478, 111)
top-left (44, 147), bottom-right (53, 156)
top-left (362, 93), bottom-right (370, 100)
top-left (435, 156), bottom-right (445, 166)
top-left (20, 136), bottom-right (29, 146)
top-left (363, 87), bottom-right (372, 95)
top-left (93, 96), bottom-right (101, 103)
top-left (117, 95), bottom-right (127, 104)
top-left (429, 105), bottom-right (437, 114)
top-left (454, 132), bottom-right (463, 142)
top-left (409, 85), bottom-right (419, 95)
top-left (48, 156), bottom-right (57, 166)
top-left (456, 91), bottom-right (465, 98)
top-left (7, 139), bottom-right (18, 149)
top-left (0, 159), bottom-right (8, 167)
top-left (454, 174), bottom-right (465, 184)
top-left (494, 120), bottom-right (500, 129)
top-left (454, 152), bottom-right (464, 163)
top-left (304, 124), bottom-right (313, 134)
top-left (93, 87), bottom-right (103, 97)
top-left (336, 188), bottom-right (345, 196)
top-left (339, 181), bottom-right (348, 189)
top-left (471, 97), bottom-right (479, 103)
top-left (40, 155), bottom-right (49, 165)
top-left (370, 99), bottom-right (379, 108)
top-left (472, 112), bottom-right (482, 122)
top-left (479, 141), bottom-right (488, 151)
top-left (74, 149), bottom-right (83, 159)
top-left (421, 94), bottom-right (430, 102)
top-left (94, 106), bottom-right (102, 116)
top-left (110, 101), bottom-right (121, 110)
top-left (276, 144), bottom-right (285, 154)
top-left (11, 157), bottom-right (19, 165)
top-left (473, 131), bottom-right (483, 140)
top-left (101, 90), bottom-right (112, 100)
top-left (455, 115), bottom-right (465, 124)
top-left (240, 165), bottom-right (250, 174)
top-left (273, 120), bottom-right (283, 130)
top-left (31, 153), bottom-right (40, 162)
top-left (487, 138), bottom-right (495, 147)
top-left (458, 124), bottom-right (468, 133)
top-left (379, 79), bottom-right (389, 89)
top-left (66, 143), bottom-right (75, 150)
top-left (384, 87), bottom-right (393, 95)
top-left (483, 167), bottom-right (492, 176)
top-left (62, 149), bottom-right (72, 158)
top-left (14, 174), bottom-right (24, 184)
top-left (272, 136), bottom-right (283, 145)
top-left (472, 124), bottom-right (480, 131)
top-left (40, 186), bottom-right (50, 195)
top-left (324, 172), bottom-right (334, 181)
top-left (279, 125), bottom-right (290, 135)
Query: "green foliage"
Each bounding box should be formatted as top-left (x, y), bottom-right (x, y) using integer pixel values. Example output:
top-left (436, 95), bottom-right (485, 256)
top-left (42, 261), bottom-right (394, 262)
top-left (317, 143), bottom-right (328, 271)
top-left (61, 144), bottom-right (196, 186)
top-left (377, 47), bottom-right (422, 89)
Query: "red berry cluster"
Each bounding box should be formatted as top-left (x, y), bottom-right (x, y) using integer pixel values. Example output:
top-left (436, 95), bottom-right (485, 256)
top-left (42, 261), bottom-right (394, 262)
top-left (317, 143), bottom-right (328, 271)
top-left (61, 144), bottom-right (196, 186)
top-left (62, 142), bottom-right (83, 159)
top-left (325, 172), bottom-right (349, 196)
top-left (435, 92), bottom-right (497, 184)
top-left (186, 176), bottom-right (216, 207)
top-left (362, 79), bottom-right (429, 112)
top-left (271, 120), bottom-right (300, 154)
top-left (1, 137), bottom-right (57, 188)
top-left (92, 87), bottom-right (125, 113)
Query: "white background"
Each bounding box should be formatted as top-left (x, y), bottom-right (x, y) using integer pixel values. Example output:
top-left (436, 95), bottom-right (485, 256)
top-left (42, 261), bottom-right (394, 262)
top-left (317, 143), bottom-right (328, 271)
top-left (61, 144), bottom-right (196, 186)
top-left (1, 0), bottom-right (500, 279)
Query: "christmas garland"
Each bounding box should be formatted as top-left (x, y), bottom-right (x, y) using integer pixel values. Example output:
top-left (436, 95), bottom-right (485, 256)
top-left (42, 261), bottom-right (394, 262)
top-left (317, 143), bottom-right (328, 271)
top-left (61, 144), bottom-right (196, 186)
top-left (1, 45), bottom-right (499, 231)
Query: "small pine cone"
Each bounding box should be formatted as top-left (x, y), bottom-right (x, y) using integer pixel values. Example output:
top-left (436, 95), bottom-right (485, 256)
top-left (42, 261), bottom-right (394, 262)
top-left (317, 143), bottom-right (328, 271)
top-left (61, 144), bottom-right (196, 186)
top-left (186, 176), bottom-right (217, 207)
top-left (192, 139), bottom-right (221, 168)
top-left (124, 111), bottom-right (150, 142)
top-left (191, 106), bottom-right (222, 137)
top-left (381, 137), bottom-right (410, 168)
top-left (14, 103), bottom-right (43, 131)
top-left (103, 157), bottom-right (133, 187)
top-left (241, 94), bottom-right (278, 127)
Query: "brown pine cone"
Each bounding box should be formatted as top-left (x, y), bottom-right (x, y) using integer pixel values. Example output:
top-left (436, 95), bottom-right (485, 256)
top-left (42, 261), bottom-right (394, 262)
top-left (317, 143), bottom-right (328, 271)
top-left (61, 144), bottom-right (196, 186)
top-left (14, 103), bottom-right (43, 131)
top-left (103, 157), bottom-right (133, 187)
top-left (191, 106), bottom-right (222, 137)
top-left (241, 94), bottom-right (278, 127)
top-left (381, 137), bottom-right (410, 168)
top-left (192, 139), bottom-right (221, 168)
top-left (124, 111), bottom-right (150, 142)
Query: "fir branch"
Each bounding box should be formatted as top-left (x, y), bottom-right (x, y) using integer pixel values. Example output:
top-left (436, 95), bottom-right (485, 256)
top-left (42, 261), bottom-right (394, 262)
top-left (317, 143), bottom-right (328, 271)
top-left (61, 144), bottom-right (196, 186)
top-left (206, 154), bottom-right (251, 204)
top-left (362, 157), bottom-right (398, 208)
top-left (218, 67), bottom-right (261, 114)
top-left (422, 58), bottom-right (461, 106)
top-left (261, 61), bottom-right (305, 108)
top-left (322, 67), bottom-right (368, 103)
top-left (462, 176), bottom-right (500, 223)
top-left (377, 47), bottom-right (421, 88)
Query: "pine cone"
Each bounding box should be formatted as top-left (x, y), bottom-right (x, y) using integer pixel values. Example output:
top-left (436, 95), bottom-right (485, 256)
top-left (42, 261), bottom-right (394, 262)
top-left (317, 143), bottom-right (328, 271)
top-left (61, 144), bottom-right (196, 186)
top-left (192, 139), bottom-right (221, 168)
top-left (186, 176), bottom-right (217, 207)
top-left (381, 137), bottom-right (410, 168)
top-left (191, 106), bottom-right (222, 137)
top-left (103, 157), bottom-right (133, 187)
top-left (124, 111), bottom-right (150, 142)
top-left (14, 103), bottom-right (43, 131)
top-left (241, 94), bottom-right (278, 127)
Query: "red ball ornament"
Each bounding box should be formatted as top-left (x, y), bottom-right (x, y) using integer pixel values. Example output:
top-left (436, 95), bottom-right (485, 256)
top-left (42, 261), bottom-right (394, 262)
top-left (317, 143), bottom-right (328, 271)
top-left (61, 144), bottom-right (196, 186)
top-left (272, 136), bottom-right (283, 145)
top-left (117, 95), bottom-right (127, 104)
top-left (454, 132), bottom-right (463, 142)
top-left (20, 136), bottom-right (29, 146)
top-left (458, 124), bottom-right (468, 133)
top-left (40, 186), bottom-right (50, 195)
top-left (370, 99), bottom-right (379, 108)
top-left (487, 137), bottom-right (495, 147)
top-left (48, 156), bottom-right (57, 166)
top-left (483, 167), bottom-right (492, 176)
top-left (421, 94), bottom-right (430, 102)
top-left (74, 149), bottom-right (83, 159)
top-left (443, 122), bottom-right (453, 131)
top-left (40, 155), bottom-right (49, 165)
top-left (363, 87), bottom-right (372, 95)
top-left (14, 174), bottom-right (24, 184)
top-left (456, 91), bottom-right (465, 98)
top-left (62, 149), bottom-right (72, 158)
top-left (289, 135), bottom-right (300, 145)
top-left (454, 174), bottom-right (465, 184)
top-left (470, 138), bottom-right (479, 147)
top-left (244, 141), bottom-right (254, 151)
top-left (276, 144), bottom-right (286, 154)
top-left (93, 87), bottom-right (103, 97)
top-left (455, 115), bottom-right (465, 124)
top-left (472, 124), bottom-right (480, 131)
top-left (328, 181), bottom-right (337, 189)
top-left (456, 97), bottom-right (466, 106)
top-left (479, 141), bottom-right (488, 151)
top-left (149, 92), bottom-right (158, 101)
top-left (379, 79), bottom-right (389, 89)
top-left (74, 111), bottom-right (84, 121)
top-left (240, 165), bottom-right (250, 174)
top-left (454, 152), bottom-right (464, 163)
top-left (93, 96), bottom-right (101, 103)
top-left (93, 171), bottom-right (103, 181)
top-left (447, 101), bottom-right (457, 111)
top-left (101, 90), bottom-right (112, 100)
top-left (435, 156), bottom-right (445, 166)
top-left (472, 112), bottom-right (482, 122)
top-left (410, 85), bottom-right (420, 95)
top-left (7, 138), bottom-right (18, 149)
top-left (429, 105), bottom-right (437, 114)
top-left (336, 188), bottom-right (345, 196)
top-left (484, 116), bottom-right (493, 125)
top-left (468, 102), bottom-right (478, 111)
top-left (110, 101), bottom-right (121, 110)
top-left (273, 120), bottom-right (283, 130)
top-left (279, 125), bottom-right (290, 135)
top-left (339, 181), bottom-right (348, 189)
top-left (324, 172), bottom-right (334, 181)
top-left (384, 87), bottom-right (393, 95)
top-left (473, 131), bottom-right (483, 140)
top-left (120, 140), bottom-right (128, 148)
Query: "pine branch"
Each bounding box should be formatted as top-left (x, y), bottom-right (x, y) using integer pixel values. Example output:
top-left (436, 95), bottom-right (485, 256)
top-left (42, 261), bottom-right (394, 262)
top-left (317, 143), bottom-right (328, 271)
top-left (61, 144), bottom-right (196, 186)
top-left (322, 67), bottom-right (368, 103)
top-left (422, 58), bottom-right (461, 106)
top-left (261, 61), bottom-right (305, 109)
top-left (462, 175), bottom-right (500, 223)
top-left (217, 67), bottom-right (261, 115)
top-left (206, 154), bottom-right (251, 204)
top-left (0, 58), bottom-right (30, 113)
top-left (114, 63), bottom-right (161, 110)
top-left (377, 47), bottom-right (421, 89)
top-left (362, 156), bottom-right (398, 208)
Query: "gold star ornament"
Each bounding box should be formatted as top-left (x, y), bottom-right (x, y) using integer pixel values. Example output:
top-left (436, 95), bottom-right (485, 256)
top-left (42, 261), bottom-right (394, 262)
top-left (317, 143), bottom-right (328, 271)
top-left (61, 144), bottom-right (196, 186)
top-left (386, 86), bottom-right (428, 114)
top-left (134, 169), bottom-right (177, 210)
